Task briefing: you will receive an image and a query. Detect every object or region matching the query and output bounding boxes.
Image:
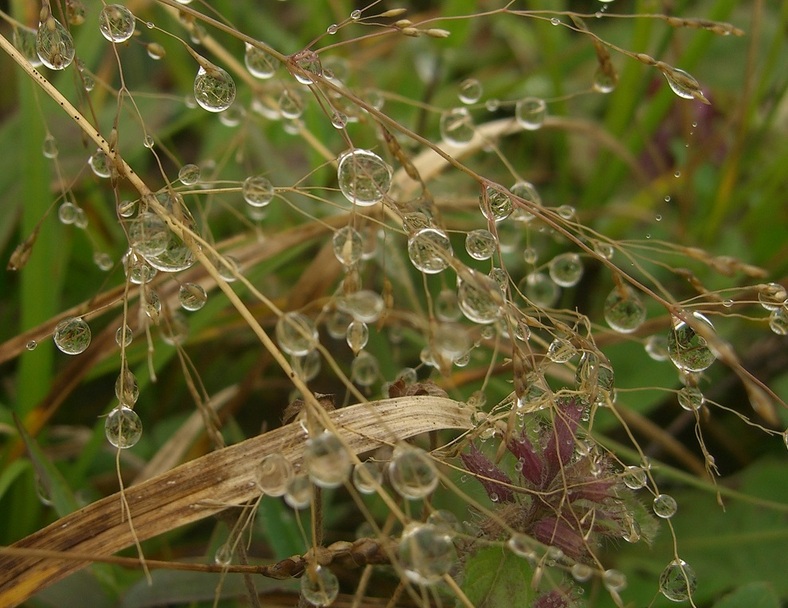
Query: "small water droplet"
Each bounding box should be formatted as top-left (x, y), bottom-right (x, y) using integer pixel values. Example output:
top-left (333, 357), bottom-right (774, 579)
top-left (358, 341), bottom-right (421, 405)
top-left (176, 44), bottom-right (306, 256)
top-left (604, 286), bottom-right (647, 333)
top-left (515, 96), bottom-right (547, 130)
top-left (98, 5), bottom-right (136, 43)
top-left (548, 253), bottom-right (583, 287)
top-left (458, 78), bottom-right (483, 104)
top-left (304, 431), bottom-right (351, 488)
top-left (53, 317), bottom-right (91, 355)
top-left (465, 229), bottom-right (497, 260)
top-left (105, 405), bottom-right (143, 448)
top-left (242, 175), bottom-right (274, 207)
top-left (193, 65), bottom-right (236, 112)
top-left (389, 446), bottom-right (438, 499)
top-left (178, 163), bottom-right (201, 186)
top-left (255, 453), bottom-right (294, 496)
top-left (276, 312), bottom-right (317, 357)
top-left (653, 493), bottom-right (677, 518)
top-left (659, 559), bottom-right (697, 601)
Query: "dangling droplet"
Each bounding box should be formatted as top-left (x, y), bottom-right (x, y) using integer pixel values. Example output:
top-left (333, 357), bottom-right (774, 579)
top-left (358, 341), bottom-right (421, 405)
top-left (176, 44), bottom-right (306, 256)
top-left (336, 290), bottom-right (385, 323)
top-left (104, 406), bottom-right (143, 448)
top-left (12, 25), bottom-right (43, 67)
top-left (604, 286), bottom-right (647, 333)
top-left (507, 533), bottom-right (536, 562)
top-left (622, 465), bottom-right (647, 490)
top-left (352, 460), bottom-right (382, 494)
top-left (677, 386), bottom-right (704, 411)
top-left (351, 351), bottom-right (379, 386)
top-left (408, 228), bottom-right (452, 274)
top-left (332, 226), bottom-right (363, 266)
top-left (98, 5), bottom-right (136, 43)
top-left (458, 78), bottom-right (483, 104)
top-left (520, 272), bottom-right (560, 308)
top-left (465, 229), bottom-right (497, 261)
top-left (336, 149), bottom-right (392, 206)
top-left (244, 42), bottom-right (278, 79)
top-left (304, 431), bottom-right (351, 488)
top-left (242, 175), bottom-right (274, 207)
top-left (346, 320), bottom-right (369, 354)
top-left (667, 312), bottom-right (716, 373)
top-left (440, 107), bottom-right (475, 146)
top-left (769, 308), bottom-right (788, 335)
top-left (36, 17), bottom-right (76, 70)
top-left (547, 337), bottom-right (576, 363)
top-left (652, 493), bottom-right (677, 518)
top-left (53, 317), bottom-right (91, 355)
top-left (457, 270), bottom-right (503, 324)
top-left (602, 569), bottom-right (627, 593)
top-left (300, 565), bottom-right (339, 607)
top-left (398, 523), bottom-right (457, 585)
top-left (662, 66), bottom-right (708, 104)
top-left (115, 324), bottom-right (133, 347)
top-left (479, 185), bottom-right (513, 222)
top-left (115, 368), bottom-right (139, 405)
top-left (178, 163), bottom-right (201, 186)
top-left (548, 253), bottom-right (583, 287)
top-left (571, 563), bottom-right (593, 582)
top-left (193, 65), bottom-right (236, 112)
top-left (42, 134), bottom-right (58, 159)
top-left (659, 559), bottom-right (697, 601)
top-left (389, 447), bottom-right (439, 500)
top-left (436, 289), bottom-right (461, 321)
top-left (89, 149), bottom-right (112, 178)
top-left (515, 97), bottom-right (546, 130)
top-left (284, 474), bottom-right (312, 509)
top-left (291, 49), bottom-right (323, 85)
top-left (177, 282), bottom-right (206, 312)
top-left (758, 282), bottom-right (787, 311)
top-left (255, 453), bottom-right (294, 496)
top-left (275, 312), bottom-right (318, 357)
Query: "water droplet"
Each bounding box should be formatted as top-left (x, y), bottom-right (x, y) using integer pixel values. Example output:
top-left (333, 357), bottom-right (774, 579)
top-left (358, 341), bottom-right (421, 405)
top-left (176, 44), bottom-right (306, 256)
top-left (653, 493), bottom-right (677, 518)
top-left (663, 66), bottom-right (705, 101)
top-left (485, 98), bottom-right (500, 111)
top-left (408, 228), bottom-right (452, 274)
top-left (115, 369), bottom-right (139, 405)
top-left (255, 453), bottom-right (294, 496)
top-left (549, 253), bottom-right (583, 287)
top-left (89, 149), bottom-right (112, 178)
top-left (332, 226), bottom-right (363, 266)
top-left (507, 533), bottom-right (536, 561)
top-left (659, 559), bottom-right (697, 601)
top-left (465, 229), bottom-right (497, 260)
top-left (304, 431), bottom-right (351, 488)
top-left (622, 465), bottom-right (647, 490)
top-left (105, 405), bottom-right (142, 448)
top-left (479, 185), bottom-right (513, 222)
top-left (350, 9), bottom-right (362, 20)
top-left (146, 42), bottom-right (165, 60)
top-left (593, 66), bottom-right (617, 93)
top-left (769, 308), bottom-right (788, 335)
top-left (12, 25), bottom-right (43, 67)
top-left (115, 324), bottom-right (133, 348)
top-left (337, 149), bottom-right (392, 206)
top-left (440, 107), bottom-right (475, 146)
top-left (291, 50), bottom-right (323, 84)
top-left (399, 523), bottom-right (457, 585)
top-left (330, 110), bottom-right (347, 129)
top-left (677, 386), bottom-right (704, 411)
top-left (193, 65), bottom-right (236, 112)
top-left (557, 204), bottom-right (575, 219)
top-left (98, 5), bottom-right (136, 43)
top-left (758, 282), bottom-right (787, 311)
top-left (143, 135), bottom-right (155, 148)
top-left (178, 282), bottom-right (207, 311)
top-left (58, 201), bottom-right (78, 225)
top-left (279, 90), bottom-right (303, 119)
top-left (93, 252), bottom-right (113, 271)
top-left (42, 135), bottom-right (58, 159)
top-left (520, 272), bottom-right (560, 308)
top-left (458, 78), bottom-right (482, 104)
top-left (604, 286), bottom-right (647, 333)
top-left (352, 351), bottom-right (379, 386)
top-left (667, 312), bottom-right (716, 372)
top-left (26, 340), bottom-right (38, 351)
top-left (275, 312), bottom-right (318, 357)
top-left (644, 335), bottom-right (669, 361)
top-left (178, 163), bottom-right (201, 186)
top-left (547, 337), bottom-right (576, 363)
top-left (389, 447), bottom-right (439, 499)
top-left (352, 460), bottom-right (382, 494)
top-left (242, 175), bottom-right (274, 207)
top-left (602, 568), bottom-right (626, 592)
top-left (53, 317), bottom-right (91, 355)
top-left (214, 543), bottom-right (232, 567)
top-left (284, 474), bottom-right (312, 509)
top-left (575, 351), bottom-right (615, 395)
top-left (243, 42), bottom-right (278, 79)
top-left (128, 194), bottom-right (196, 273)
top-left (336, 290), bottom-right (385, 323)
top-left (457, 270), bottom-right (503, 324)
top-left (36, 17), bottom-right (75, 70)
top-left (571, 563), bottom-right (593, 582)
top-left (300, 565), bottom-right (339, 606)
top-left (435, 289), bottom-right (461, 322)
top-left (326, 23), bottom-right (338, 35)
top-left (346, 320), bottom-right (369, 353)
top-left (515, 97), bottom-right (547, 130)
top-left (160, 310), bottom-right (189, 346)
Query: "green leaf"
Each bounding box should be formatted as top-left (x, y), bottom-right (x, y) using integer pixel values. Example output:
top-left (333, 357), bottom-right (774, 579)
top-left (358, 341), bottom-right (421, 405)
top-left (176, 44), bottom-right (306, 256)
top-left (712, 582), bottom-right (781, 608)
top-left (461, 546), bottom-right (533, 608)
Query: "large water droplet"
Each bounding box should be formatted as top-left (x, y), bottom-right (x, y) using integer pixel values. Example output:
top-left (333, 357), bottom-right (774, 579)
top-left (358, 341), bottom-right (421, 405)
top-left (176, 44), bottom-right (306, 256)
top-left (13, 25), bottom-right (43, 67)
top-left (440, 107), bottom-right (475, 146)
top-left (242, 175), bottom-right (274, 207)
top-left (659, 559), bottom-right (697, 602)
top-left (105, 405), bottom-right (142, 448)
top-left (255, 453), bottom-right (294, 496)
top-left (244, 42), bottom-right (278, 79)
top-left (193, 65), bottom-right (236, 112)
top-left (457, 270), bottom-right (503, 324)
top-left (351, 351), bottom-right (379, 386)
top-left (652, 493), bottom-right (677, 518)
top-left (389, 447), bottom-right (439, 499)
top-left (275, 312), bottom-right (318, 357)
top-left (332, 226), bottom-right (363, 267)
top-left (602, 568), bottom-right (627, 592)
top-left (515, 97), bottom-right (546, 130)
top-left (337, 149), bottom-right (392, 206)
top-left (352, 460), bottom-right (382, 494)
top-left (458, 78), bottom-right (483, 104)
top-left (465, 229), bottom-right (497, 260)
top-left (547, 337), bottom-right (576, 363)
top-left (758, 282), bottom-right (787, 311)
top-left (548, 253), bottom-right (583, 287)
top-left (398, 523), bottom-right (457, 585)
top-left (520, 272), bottom-right (560, 308)
top-left (622, 465), bottom-right (647, 490)
top-left (604, 286), bottom-right (647, 333)
top-left (336, 290), bottom-right (385, 323)
top-left (677, 386), bottom-right (704, 411)
top-left (284, 474), bottom-right (312, 509)
top-left (98, 5), bottom-right (136, 43)
top-left (408, 228), bottom-right (452, 274)
top-left (89, 149), bottom-right (112, 178)
top-left (178, 163), bottom-right (201, 186)
top-left (53, 317), bottom-right (91, 354)
top-left (479, 185), bottom-right (513, 222)
top-left (304, 431), bottom-right (351, 488)
top-left (667, 313), bottom-right (716, 372)
top-left (179, 282), bottom-right (207, 311)
top-left (115, 369), bottom-right (139, 405)
top-left (346, 320), bottom-right (369, 354)
top-left (291, 50), bottom-right (322, 84)
top-left (769, 308), bottom-right (788, 335)
top-left (300, 565), bottom-right (339, 607)
top-left (36, 17), bottom-right (75, 70)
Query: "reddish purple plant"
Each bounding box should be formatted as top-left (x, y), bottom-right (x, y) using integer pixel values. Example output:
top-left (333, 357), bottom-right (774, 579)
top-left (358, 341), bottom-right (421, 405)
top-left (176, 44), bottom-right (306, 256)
top-left (461, 396), bottom-right (640, 561)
